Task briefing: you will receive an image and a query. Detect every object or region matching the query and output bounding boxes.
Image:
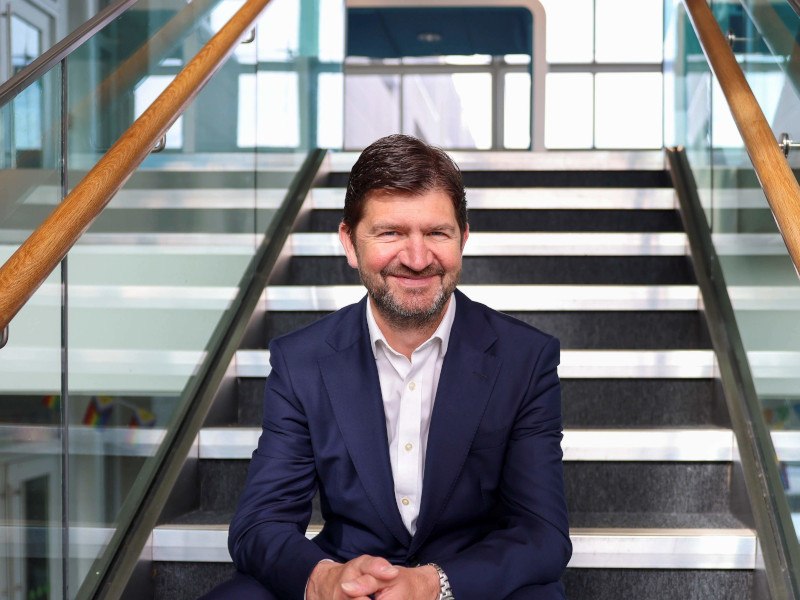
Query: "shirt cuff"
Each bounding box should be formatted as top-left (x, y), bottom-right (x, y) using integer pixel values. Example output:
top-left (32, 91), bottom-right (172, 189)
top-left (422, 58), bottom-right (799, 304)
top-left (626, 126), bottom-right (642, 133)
top-left (304, 558), bottom-right (336, 600)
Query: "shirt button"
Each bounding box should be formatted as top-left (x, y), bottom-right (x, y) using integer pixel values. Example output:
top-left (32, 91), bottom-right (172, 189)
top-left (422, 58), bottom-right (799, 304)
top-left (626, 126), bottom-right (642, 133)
top-left (401, 497), bottom-right (410, 506)
top-left (404, 442), bottom-right (413, 452)
top-left (408, 381), bottom-right (416, 391)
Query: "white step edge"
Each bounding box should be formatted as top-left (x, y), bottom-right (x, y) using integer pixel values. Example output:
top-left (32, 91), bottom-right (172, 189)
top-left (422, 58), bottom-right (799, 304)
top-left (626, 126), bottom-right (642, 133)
top-left (234, 349), bottom-right (717, 379)
top-left (150, 524), bottom-right (756, 569)
top-left (289, 232), bottom-right (690, 257)
top-left (309, 187), bottom-right (678, 210)
top-left (262, 285), bottom-right (702, 312)
top-left (197, 428), bottom-right (734, 462)
top-left (14, 283), bottom-right (800, 312)
top-left (329, 150), bottom-right (666, 173)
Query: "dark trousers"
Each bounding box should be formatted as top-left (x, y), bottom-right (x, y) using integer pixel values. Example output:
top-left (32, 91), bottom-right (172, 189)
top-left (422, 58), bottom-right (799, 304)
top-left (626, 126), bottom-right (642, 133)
top-left (198, 572), bottom-right (565, 599)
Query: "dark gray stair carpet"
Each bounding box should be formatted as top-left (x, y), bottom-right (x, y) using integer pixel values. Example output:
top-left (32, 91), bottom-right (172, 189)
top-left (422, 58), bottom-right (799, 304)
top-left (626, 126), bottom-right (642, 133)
top-left (561, 569), bottom-right (753, 600)
top-left (260, 311), bottom-right (710, 350)
top-left (155, 564), bottom-right (755, 600)
top-left (197, 459), bottom-right (733, 521)
top-left (325, 169), bottom-right (674, 189)
top-left (237, 378), bottom-right (724, 429)
top-left (561, 379), bottom-right (727, 428)
top-left (281, 256), bottom-right (697, 285)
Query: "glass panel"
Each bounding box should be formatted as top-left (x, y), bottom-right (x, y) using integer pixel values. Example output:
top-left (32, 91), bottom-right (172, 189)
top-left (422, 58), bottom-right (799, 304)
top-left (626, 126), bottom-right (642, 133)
top-left (401, 73), bottom-right (491, 149)
top-left (11, 15), bottom-right (41, 72)
top-left (544, 72), bottom-right (593, 149)
top-left (669, 0), bottom-right (800, 546)
top-left (595, 0), bottom-right (664, 63)
top-left (539, 0), bottom-right (594, 63)
top-left (504, 72), bottom-right (531, 149)
top-left (238, 71), bottom-right (300, 148)
top-left (595, 72), bottom-right (663, 148)
top-left (51, 0), bottom-right (341, 595)
top-left (0, 64), bottom-right (64, 600)
top-left (344, 74), bottom-right (401, 150)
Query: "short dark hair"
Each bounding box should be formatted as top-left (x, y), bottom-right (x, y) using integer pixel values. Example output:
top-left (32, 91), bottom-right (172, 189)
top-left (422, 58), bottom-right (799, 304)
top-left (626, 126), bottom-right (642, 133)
top-left (342, 134), bottom-right (467, 235)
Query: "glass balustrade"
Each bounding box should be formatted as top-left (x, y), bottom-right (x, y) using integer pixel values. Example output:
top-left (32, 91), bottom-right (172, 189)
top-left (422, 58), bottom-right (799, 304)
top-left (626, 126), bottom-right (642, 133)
top-left (0, 0), bottom-right (343, 597)
top-left (0, 64), bottom-right (65, 600)
top-left (667, 0), bottom-right (800, 542)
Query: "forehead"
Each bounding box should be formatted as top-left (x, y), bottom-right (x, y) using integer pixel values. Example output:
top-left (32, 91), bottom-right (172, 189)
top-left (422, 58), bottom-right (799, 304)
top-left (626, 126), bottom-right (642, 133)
top-left (361, 188), bottom-right (457, 223)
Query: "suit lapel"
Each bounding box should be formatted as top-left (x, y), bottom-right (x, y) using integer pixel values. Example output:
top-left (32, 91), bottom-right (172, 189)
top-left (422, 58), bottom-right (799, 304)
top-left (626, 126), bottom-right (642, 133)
top-left (319, 298), bottom-right (412, 548)
top-left (411, 291), bottom-right (501, 554)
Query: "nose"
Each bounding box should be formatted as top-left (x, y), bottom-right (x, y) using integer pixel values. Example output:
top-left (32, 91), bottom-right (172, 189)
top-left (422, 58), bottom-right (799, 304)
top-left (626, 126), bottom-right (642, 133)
top-left (400, 234), bottom-right (433, 271)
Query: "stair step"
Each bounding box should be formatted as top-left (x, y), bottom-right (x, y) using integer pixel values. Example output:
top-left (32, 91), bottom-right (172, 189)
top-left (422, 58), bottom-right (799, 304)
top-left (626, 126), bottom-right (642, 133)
top-left (233, 349), bottom-right (718, 379)
top-left (150, 523), bottom-right (756, 570)
top-left (283, 255), bottom-right (697, 285)
top-left (264, 310), bottom-right (711, 350)
top-left (260, 284), bottom-right (702, 311)
top-left (195, 428), bottom-right (736, 461)
top-left (289, 232), bottom-right (690, 256)
top-left (235, 378), bottom-right (723, 429)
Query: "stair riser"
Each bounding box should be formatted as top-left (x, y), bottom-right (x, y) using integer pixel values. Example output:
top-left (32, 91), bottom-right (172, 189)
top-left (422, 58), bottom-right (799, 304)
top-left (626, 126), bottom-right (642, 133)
top-left (199, 459), bottom-right (731, 517)
top-left (281, 256), bottom-right (696, 286)
top-left (262, 311), bottom-right (711, 350)
top-left (236, 378), bottom-right (722, 429)
top-left (562, 568), bottom-right (754, 600)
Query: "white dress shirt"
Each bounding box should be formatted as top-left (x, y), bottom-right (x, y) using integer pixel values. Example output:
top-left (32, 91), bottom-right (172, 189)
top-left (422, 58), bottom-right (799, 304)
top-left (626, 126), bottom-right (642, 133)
top-left (366, 295), bottom-right (457, 534)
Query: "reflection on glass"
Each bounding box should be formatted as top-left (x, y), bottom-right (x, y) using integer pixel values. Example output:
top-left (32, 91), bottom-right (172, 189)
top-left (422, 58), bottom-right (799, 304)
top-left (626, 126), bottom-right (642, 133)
top-left (134, 76), bottom-right (184, 149)
top-left (0, 61), bottom-right (63, 600)
top-left (238, 71), bottom-right (300, 147)
top-left (11, 15), bottom-right (41, 72)
top-left (545, 73), bottom-right (593, 149)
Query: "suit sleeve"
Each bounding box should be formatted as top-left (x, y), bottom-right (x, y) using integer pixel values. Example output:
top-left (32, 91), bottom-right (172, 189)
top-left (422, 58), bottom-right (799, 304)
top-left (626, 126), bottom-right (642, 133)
top-left (438, 336), bottom-right (572, 598)
top-left (228, 340), bottom-right (333, 598)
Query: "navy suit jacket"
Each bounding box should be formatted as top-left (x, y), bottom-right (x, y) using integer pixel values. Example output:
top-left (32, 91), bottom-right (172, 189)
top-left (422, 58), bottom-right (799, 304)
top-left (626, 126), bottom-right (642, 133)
top-left (228, 289), bottom-right (571, 599)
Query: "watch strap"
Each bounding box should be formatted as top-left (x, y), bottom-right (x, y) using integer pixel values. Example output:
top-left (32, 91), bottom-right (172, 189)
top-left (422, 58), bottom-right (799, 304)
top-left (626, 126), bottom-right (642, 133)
top-left (428, 563), bottom-right (454, 600)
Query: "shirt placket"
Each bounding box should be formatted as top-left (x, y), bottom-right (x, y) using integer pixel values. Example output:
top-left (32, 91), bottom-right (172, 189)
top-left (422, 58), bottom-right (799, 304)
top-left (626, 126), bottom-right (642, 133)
top-left (395, 364), bottom-right (423, 532)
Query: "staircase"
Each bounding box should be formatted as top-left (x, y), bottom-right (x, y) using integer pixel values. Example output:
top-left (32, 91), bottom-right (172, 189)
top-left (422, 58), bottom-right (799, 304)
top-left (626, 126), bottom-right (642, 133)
top-left (148, 151), bottom-right (758, 599)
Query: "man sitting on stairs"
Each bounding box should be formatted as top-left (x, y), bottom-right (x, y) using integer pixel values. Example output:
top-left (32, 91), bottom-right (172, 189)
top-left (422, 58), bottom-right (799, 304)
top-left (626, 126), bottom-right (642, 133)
top-left (202, 134), bottom-right (571, 600)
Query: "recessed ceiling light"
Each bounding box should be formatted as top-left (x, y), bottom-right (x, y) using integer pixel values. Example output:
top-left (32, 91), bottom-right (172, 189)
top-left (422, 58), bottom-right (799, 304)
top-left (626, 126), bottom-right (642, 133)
top-left (417, 32), bottom-right (442, 43)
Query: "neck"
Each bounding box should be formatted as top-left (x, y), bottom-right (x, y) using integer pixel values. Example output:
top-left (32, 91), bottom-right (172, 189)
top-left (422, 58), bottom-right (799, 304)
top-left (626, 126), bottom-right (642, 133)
top-left (370, 298), bottom-right (449, 359)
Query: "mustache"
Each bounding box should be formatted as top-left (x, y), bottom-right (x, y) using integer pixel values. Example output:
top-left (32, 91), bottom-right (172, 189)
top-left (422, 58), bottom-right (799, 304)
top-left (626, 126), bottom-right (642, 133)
top-left (381, 265), bottom-right (445, 278)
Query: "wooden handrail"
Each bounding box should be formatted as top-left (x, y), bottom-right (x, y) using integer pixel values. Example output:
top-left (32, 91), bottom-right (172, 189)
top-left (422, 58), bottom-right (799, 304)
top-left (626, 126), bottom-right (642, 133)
top-left (683, 0), bottom-right (800, 275)
top-left (0, 0), bottom-right (273, 331)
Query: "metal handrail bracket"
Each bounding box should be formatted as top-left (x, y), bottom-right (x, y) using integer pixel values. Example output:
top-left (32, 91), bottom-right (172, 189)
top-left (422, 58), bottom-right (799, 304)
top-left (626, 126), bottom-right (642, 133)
top-left (0, 325), bottom-right (7, 349)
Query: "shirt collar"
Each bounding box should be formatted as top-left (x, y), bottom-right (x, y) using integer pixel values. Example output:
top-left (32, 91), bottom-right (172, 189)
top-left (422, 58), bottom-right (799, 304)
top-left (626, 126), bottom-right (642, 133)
top-left (365, 292), bottom-right (457, 359)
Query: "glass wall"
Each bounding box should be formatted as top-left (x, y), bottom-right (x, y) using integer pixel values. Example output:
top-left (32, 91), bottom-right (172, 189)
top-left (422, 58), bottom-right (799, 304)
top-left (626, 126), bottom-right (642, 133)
top-left (666, 0), bottom-right (800, 539)
top-left (0, 0), bottom-right (343, 597)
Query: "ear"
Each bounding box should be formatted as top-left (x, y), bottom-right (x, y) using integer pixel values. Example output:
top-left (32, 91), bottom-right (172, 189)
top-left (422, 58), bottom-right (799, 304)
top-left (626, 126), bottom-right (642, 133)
top-left (338, 222), bottom-right (359, 269)
top-left (460, 223), bottom-right (469, 251)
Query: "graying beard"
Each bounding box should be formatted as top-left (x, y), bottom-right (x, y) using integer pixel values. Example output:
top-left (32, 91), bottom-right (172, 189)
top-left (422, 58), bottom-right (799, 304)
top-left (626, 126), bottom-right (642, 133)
top-left (369, 286), bottom-right (450, 329)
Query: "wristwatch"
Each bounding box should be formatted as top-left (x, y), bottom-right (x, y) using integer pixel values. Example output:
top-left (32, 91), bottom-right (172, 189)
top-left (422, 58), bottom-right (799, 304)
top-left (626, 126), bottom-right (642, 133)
top-left (428, 563), bottom-right (455, 600)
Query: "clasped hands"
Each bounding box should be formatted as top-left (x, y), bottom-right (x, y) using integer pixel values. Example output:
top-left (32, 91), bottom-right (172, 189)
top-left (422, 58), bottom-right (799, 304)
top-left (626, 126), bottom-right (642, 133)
top-left (307, 555), bottom-right (439, 600)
